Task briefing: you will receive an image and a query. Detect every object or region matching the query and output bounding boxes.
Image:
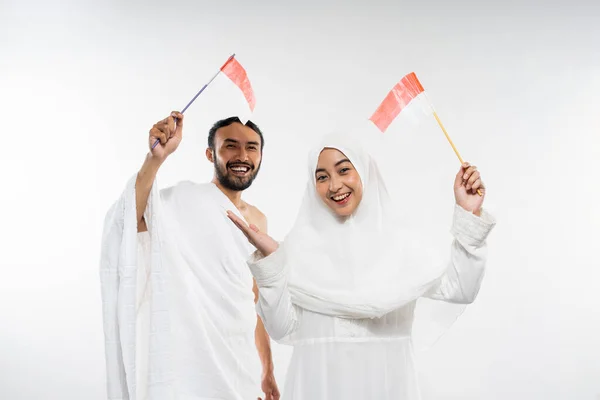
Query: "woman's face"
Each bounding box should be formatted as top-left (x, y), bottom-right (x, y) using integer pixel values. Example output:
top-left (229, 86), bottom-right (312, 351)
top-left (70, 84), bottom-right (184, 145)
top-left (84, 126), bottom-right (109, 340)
top-left (314, 148), bottom-right (363, 217)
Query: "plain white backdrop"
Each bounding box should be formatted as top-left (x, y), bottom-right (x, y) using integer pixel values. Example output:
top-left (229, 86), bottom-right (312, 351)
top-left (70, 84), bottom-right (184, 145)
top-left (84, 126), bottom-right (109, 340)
top-left (1, 0), bottom-right (599, 399)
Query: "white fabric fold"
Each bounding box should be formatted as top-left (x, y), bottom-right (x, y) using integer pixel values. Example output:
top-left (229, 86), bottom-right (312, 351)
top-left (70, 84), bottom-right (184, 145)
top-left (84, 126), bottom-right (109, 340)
top-left (100, 178), bottom-right (262, 400)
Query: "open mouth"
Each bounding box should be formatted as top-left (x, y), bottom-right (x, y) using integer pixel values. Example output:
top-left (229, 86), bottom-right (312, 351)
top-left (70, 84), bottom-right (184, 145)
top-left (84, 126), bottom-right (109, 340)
top-left (331, 192), bottom-right (351, 205)
top-left (228, 165), bottom-right (252, 176)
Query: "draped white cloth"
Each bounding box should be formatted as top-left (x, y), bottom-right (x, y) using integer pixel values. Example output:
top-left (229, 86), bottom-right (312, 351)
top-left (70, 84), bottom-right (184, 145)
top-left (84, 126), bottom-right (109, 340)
top-left (100, 177), bottom-right (262, 400)
top-left (247, 132), bottom-right (496, 399)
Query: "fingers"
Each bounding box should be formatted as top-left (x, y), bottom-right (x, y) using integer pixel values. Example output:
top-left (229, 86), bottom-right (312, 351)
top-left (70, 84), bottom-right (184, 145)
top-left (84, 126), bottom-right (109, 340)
top-left (454, 162), bottom-right (485, 196)
top-left (471, 178), bottom-right (486, 195)
top-left (158, 115), bottom-right (176, 140)
top-left (466, 170), bottom-right (480, 191)
top-left (150, 112), bottom-right (183, 145)
top-left (226, 210), bottom-right (243, 224)
top-left (227, 211), bottom-right (246, 229)
top-left (150, 117), bottom-right (171, 145)
top-left (460, 162), bottom-right (486, 195)
top-left (454, 162), bottom-right (470, 188)
top-left (165, 116), bottom-right (176, 139)
top-left (471, 177), bottom-right (481, 191)
top-left (457, 162), bottom-right (479, 189)
top-left (462, 165), bottom-right (477, 183)
top-left (170, 111), bottom-right (183, 139)
top-left (171, 111), bottom-right (184, 137)
top-left (226, 210), bottom-right (252, 237)
top-left (150, 125), bottom-right (168, 145)
top-left (249, 223), bottom-right (260, 233)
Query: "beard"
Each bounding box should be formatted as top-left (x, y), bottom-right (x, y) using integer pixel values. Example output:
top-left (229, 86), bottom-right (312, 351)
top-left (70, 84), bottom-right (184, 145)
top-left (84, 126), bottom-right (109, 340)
top-left (213, 155), bottom-right (261, 191)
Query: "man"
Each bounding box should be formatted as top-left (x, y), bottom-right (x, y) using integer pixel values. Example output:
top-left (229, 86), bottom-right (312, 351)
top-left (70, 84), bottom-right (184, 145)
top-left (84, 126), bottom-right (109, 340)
top-left (100, 111), bottom-right (280, 400)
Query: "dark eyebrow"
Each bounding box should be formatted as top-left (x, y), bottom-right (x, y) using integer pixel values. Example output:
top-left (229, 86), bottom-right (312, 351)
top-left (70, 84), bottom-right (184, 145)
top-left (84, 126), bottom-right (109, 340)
top-left (315, 159), bottom-right (351, 175)
top-left (335, 159), bottom-right (351, 167)
top-left (224, 138), bottom-right (260, 146)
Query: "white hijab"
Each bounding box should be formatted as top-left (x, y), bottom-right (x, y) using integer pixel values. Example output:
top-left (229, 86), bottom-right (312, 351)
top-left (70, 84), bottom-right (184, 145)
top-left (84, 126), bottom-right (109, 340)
top-left (282, 130), bottom-right (449, 319)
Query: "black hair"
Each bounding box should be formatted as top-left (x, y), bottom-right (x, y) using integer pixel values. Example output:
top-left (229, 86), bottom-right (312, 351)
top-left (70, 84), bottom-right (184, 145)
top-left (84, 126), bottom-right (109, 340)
top-left (207, 117), bottom-right (264, 151)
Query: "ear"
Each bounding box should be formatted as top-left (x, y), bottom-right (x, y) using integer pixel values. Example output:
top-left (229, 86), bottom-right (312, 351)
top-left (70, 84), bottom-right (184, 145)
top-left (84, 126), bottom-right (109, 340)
top-left (205, 147), bottom-right (214, 163)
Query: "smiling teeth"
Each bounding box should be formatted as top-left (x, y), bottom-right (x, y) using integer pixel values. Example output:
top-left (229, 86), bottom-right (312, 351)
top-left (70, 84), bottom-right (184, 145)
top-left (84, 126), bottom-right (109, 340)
top-left (231, 167), bottom-right (249, 172)
top-left (333, 193), bottom-right (350, 201)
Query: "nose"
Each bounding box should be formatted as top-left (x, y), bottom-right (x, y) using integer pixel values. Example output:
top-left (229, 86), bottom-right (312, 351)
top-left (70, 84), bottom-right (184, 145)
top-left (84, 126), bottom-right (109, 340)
top-left (328, 175), bottom-right (342, 193)
top-left (235, 147), bottom-right (249, 162)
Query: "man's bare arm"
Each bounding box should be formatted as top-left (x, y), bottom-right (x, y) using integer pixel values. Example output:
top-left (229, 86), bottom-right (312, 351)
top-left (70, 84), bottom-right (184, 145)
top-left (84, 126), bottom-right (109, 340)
top-left (254, 280), bottom-right (275, 375)
top-left (135, 155), bottom-right (163, 232)
top-left (252, 211), bottom-right (274, 370)
top-left (136, 111), bottom-right (184, 232)
top-left (251, 210), bottom-right (280, 398)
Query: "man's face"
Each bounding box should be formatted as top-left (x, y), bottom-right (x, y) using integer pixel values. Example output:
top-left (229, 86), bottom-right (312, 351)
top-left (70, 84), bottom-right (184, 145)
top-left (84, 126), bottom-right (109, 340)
top-left (209, 123), bottom-right (262, 191)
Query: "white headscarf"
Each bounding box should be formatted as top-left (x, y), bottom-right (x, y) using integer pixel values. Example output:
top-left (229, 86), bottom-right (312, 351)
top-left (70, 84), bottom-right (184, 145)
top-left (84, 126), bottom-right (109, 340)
top-left (282, 130), bottom-right (449, 319)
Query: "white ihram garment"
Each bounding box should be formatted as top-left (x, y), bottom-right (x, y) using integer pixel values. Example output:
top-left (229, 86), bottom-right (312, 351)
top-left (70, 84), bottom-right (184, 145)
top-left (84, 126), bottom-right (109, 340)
top-left (101, 178), bottom-right (261, 400)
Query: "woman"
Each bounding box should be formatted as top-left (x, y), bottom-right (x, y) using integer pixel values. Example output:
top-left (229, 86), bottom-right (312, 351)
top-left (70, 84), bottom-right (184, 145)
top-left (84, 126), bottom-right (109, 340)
top-left (227, 132), bottom-right (495, 399)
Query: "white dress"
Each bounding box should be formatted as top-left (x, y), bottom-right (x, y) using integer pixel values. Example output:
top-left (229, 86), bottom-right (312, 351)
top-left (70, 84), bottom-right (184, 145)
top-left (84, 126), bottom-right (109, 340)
top-left (248, 205), bottom-right (495, 399)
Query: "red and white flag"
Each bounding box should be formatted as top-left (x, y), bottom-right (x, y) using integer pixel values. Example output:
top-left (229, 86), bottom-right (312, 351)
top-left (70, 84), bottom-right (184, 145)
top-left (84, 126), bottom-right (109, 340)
top-left (221, 57), bottom-right (256, 112)
top-left (201, 55), bottom-right (257, 124)
top-left (369, 72), bottom-right (432, 133)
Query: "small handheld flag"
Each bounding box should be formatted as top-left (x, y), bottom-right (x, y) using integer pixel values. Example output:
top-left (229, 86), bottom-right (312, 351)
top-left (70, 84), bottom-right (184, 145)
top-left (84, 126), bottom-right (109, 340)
top-left (220, 57), bottom-right (256, 112)
top-left (369, 72), bottom-right (425, 133)
top-left (151, 53), bottom-right (256, 149)
top-left (369, 72), bottom-right (482, 196)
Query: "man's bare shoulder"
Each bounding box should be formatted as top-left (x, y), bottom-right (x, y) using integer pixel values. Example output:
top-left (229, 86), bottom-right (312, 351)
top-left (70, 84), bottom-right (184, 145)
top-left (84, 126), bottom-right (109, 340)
top-left (245, 203), bottom-right (268, 232)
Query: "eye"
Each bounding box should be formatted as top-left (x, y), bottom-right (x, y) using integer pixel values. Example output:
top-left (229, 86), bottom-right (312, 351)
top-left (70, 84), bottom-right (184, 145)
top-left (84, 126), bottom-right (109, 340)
top-left (226, 144), bottom-right (236, 149)
top-left (316, 175), bottom-right (327, 182)
top-left (247, 146), bottom-right (258, 151)
top-left (339, 167), bottom-right (350, 174)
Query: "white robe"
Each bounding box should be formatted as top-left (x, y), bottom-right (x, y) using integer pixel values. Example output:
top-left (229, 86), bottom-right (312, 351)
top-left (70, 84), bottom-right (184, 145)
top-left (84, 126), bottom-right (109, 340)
top-left (248, 205), bottom-right (495, 400)
top-left (100, 176), bottom-right (261, 400)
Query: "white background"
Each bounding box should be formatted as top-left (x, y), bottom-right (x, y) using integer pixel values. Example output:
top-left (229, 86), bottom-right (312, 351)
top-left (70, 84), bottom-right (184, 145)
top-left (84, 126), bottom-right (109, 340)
top-left (1, 0), bottom-right (599, 399)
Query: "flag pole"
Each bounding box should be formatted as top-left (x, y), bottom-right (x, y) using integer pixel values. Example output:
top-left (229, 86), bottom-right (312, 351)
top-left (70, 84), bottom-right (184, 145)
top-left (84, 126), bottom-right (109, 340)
top-left (431, 108), bottom-right (483, 196)
top-left (151, 53), bottom-right (236, 150)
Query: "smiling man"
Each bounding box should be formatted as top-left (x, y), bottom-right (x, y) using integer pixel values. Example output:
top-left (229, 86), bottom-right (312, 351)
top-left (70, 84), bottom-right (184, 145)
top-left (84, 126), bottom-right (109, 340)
top-left (100, 113), bottom-right (280, 400)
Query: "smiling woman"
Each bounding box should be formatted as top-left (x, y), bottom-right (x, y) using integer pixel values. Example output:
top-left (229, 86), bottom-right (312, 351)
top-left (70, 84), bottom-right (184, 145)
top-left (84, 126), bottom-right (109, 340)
top-left (314, 149), bottom-right (364, 217)
top-left (227, 129), bottom-right (496, 399)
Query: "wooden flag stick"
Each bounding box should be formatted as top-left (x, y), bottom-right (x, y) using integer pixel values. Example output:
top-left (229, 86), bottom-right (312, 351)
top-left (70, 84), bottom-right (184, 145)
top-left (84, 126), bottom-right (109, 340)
top-left (432, 111), bottom-right (483, 196)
